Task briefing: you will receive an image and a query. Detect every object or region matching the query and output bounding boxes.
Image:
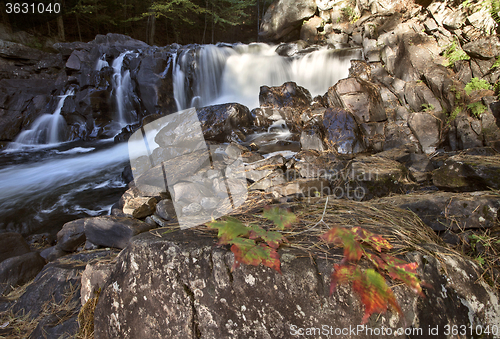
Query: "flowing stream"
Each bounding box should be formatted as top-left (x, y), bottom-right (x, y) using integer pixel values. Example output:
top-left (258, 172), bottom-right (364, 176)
top-left (10, 89), bottom-right (75, 147)
top-left (0, 43), bottom-right (357, 236)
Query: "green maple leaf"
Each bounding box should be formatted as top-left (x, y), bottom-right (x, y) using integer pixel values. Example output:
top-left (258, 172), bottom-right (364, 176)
top-left (365, 252), bottom-right (424, 296)
top-left (248, 224), bottom-right (286, 249)
top-left (379, 253), bottom-right (424, 296)
top-left (262, 206), bottom-right (297, 230)
top-left (207, 217), bottom-right (250, 245)
top-left (321, 227), bottom-right (364, 262)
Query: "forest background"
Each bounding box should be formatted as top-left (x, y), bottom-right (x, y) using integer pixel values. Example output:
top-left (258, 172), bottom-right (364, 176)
top-left (0, 0), bottom-right (265, 46)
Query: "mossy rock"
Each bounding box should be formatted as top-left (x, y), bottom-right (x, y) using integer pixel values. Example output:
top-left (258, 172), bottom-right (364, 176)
top-left (432, 154), bottom-right (500, 191)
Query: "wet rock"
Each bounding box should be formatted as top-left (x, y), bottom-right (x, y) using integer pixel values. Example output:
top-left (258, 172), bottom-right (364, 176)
top-left (93, 229), bottom-right (500, 338)
top-left (432, 154), bottom-right (500, 191)
top-left (259, 82), bottom-right (312, 108)
top-left (241, 151), bottom-right (264, 163)
top-left (136, 52), bottom-right (177, 115)
top-left (408, 112), bottom-right (441, 154)
top-left (56, 219), bottom-right (86, 252)
top-left (0, 252), bottom-right (46, 296)
top-left (274, 41), bottom-right (309, 57)
top-left (326, 77), bottom-right (386, 124)
top-left (197, 103), bottom-right (253, 142)
top-left (0, 232), bottom-right (31, 264)
top-left (260, 0), bottom-right (317, 41)
top-left (0, 79), bottom-right (57, 140)
top-left (300, 128), bottom-right (325, 151)
top-left (65, 50), bottom-right (88, 70)
top-left (84, 216), bottom-right (155, 249)
top-left (379, 191), bottom-right (500, 231)
top-left (322, 107), bottom-right (365, 154)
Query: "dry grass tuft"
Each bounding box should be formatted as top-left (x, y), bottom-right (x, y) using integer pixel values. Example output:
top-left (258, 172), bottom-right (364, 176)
top-left (0, 280), bottom-right (81, 338)
top-left (76, 289), bottom-right (100, 339)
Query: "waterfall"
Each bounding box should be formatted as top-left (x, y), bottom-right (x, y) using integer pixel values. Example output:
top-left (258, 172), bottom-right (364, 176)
top-left (173, 43), bottom-right (362, 110)
top-left (12, 89), bottom-right (75, 147)
top-left (112, 51), bottom-right (135, 124)
top-left (95, 54), bottom-right (109, 71)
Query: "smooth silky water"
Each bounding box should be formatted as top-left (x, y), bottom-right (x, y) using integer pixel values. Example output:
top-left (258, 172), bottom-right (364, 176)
top-left (0, 43), bottom-right (357, 236)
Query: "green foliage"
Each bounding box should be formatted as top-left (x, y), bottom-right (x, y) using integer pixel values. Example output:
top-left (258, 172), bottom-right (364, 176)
top-left (321, 226), bottom-right (424, 324)
top-left (209, 209), bottom-right (425, 324)
top-left (421, 103), bottom-right (435, 112)
top-left (341, 6), bottom-right (359, 23)
top-left (465, 77), bottom-right (492, 95)
top-left (491, 56), bottom-right (500, 70)
top-left (448, 106), bottom-right (462, 122)
top-left (443, 41), bottom-right (470, 67)
top-left (207, 207), bottom-right (296, 273)
top-left (467, 102), bottom-right (488, 117)
top-left (147, 0), bottom-right (254, 26)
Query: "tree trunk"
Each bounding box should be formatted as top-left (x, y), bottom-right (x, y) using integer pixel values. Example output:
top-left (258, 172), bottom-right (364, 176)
top-left (57, 15), bottom-right (65, 41)
top-left (76, 14), bottom-right (82, 41)
top-left (257, 0), bottom-right (260, 41)
top-left (147, 14), bottom-right (155, 45)
top-left (211, 1), bottom-right (214, 44)
top-left (1, 2), bottom-right (12, 34)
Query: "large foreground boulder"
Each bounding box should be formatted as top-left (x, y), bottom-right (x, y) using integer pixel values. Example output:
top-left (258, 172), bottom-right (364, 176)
top-left (94, 227), bottom-right (500, 338)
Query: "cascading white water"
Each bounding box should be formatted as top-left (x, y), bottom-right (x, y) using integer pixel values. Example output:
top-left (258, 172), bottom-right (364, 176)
top-left (112, 51), bottom-right (134, 124)
top-left (95, 54), bottom-right (109, 71)
top-left (12, 89), bottom-right (75, 147)
top-left (174, 43), bottom-right (362, 110)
